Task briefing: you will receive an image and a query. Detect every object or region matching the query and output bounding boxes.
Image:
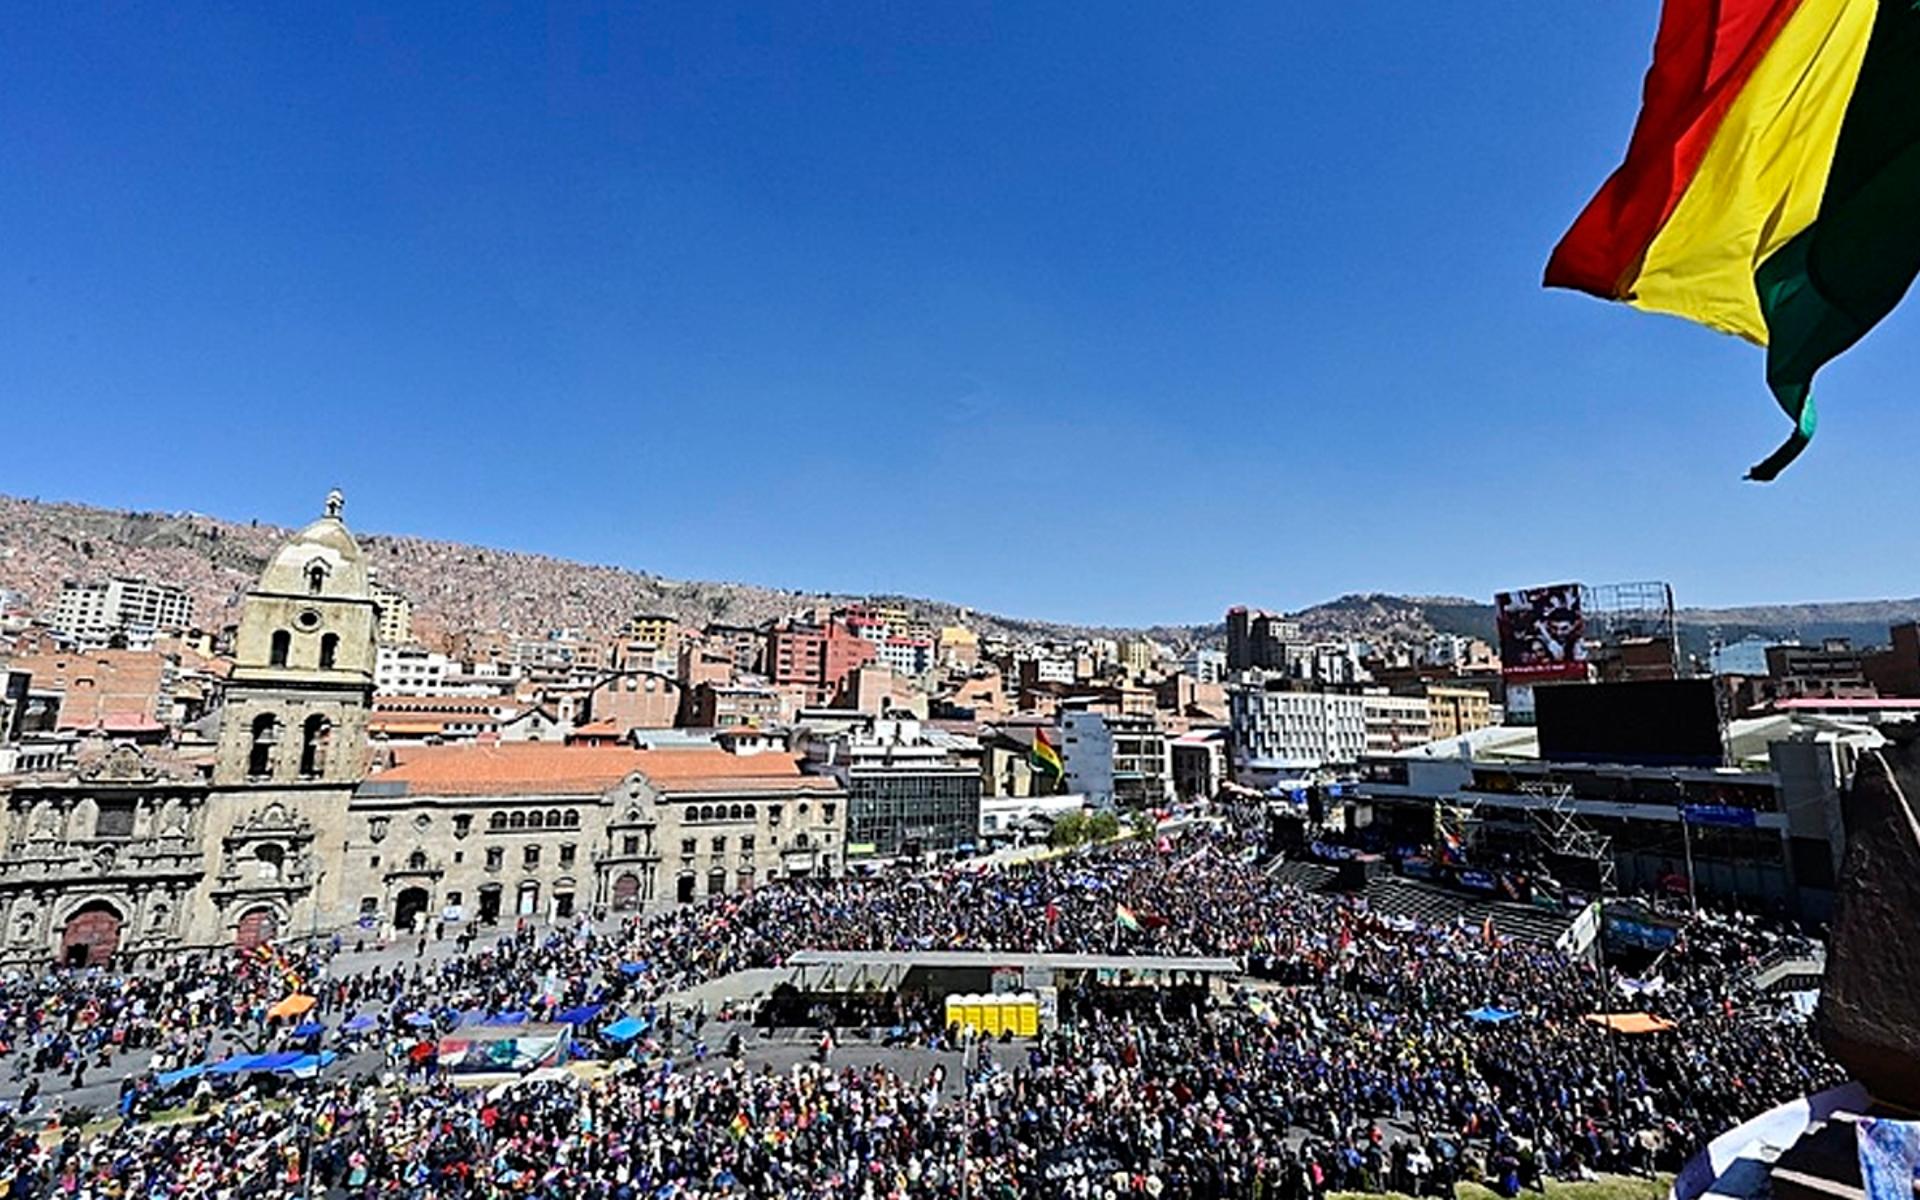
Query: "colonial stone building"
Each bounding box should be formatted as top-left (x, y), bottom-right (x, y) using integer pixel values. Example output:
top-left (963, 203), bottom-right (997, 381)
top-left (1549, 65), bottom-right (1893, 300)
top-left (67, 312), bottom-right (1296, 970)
top-left (349, 743), bottom-right (845, 933)
top-left (0, 493), bottom-right (847, 969)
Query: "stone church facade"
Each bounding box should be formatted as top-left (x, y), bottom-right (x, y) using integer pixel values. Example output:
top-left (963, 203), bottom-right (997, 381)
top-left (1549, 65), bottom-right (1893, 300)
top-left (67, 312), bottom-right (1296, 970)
top-left (0, 493), bottom-right (844, 970)
top-left (0, 492), bottom-right (369, 968)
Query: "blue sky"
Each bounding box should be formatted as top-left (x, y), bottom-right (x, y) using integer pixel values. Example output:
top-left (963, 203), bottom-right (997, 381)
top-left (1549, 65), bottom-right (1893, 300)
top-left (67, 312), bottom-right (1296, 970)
top-left (4, 4), bottom-right (1917, 627)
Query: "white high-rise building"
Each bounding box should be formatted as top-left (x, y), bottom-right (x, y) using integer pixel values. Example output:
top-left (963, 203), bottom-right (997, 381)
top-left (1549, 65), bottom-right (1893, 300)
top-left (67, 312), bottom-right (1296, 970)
top-left (375, 645), bottom-right (458, 695)
top-left (53, 576), bottom-right (194, 646)
top-left (1228, 684), bottom-right (1367, 779)
top-left (1060, 708), bottom-right (1172, 810)
top-left (369, 580), bottom-right (415, 646)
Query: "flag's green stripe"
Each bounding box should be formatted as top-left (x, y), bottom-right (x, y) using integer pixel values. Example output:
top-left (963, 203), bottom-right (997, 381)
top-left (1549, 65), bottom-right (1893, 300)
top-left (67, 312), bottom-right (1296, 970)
top-left (1751, 0), bottom-right (1920, 481)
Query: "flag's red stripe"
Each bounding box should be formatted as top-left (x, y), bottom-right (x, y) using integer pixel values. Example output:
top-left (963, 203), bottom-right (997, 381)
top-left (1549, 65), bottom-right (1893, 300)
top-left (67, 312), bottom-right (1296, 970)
top-left (1545, 0), bottom-right (1806, 297)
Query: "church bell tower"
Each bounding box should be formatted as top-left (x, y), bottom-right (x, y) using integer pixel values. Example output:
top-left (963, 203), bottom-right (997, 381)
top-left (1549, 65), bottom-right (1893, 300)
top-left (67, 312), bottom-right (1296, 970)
top-left (214, 489), bottom-right (377, 788)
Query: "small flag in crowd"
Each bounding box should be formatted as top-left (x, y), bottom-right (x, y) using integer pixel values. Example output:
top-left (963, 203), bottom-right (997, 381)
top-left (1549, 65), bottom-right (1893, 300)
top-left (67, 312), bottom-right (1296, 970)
top-left (1114, 904), bottom-right (1143, 933)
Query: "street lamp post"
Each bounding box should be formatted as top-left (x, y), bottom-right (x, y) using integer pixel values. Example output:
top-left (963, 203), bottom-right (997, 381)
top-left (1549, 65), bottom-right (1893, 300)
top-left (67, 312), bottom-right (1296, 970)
top-left (959, 1025), bottom-right (972, 1200)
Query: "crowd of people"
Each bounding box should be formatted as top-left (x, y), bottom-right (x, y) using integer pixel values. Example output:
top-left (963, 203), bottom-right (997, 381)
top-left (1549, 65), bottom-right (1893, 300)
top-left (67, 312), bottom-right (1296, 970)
top-left (0, 818), bottom-right (1846, 1198)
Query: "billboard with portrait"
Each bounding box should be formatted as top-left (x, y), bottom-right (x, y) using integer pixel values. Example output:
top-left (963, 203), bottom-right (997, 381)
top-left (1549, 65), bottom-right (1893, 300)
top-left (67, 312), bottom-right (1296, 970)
top-left (1495, 583), bottom-right (1588, 682)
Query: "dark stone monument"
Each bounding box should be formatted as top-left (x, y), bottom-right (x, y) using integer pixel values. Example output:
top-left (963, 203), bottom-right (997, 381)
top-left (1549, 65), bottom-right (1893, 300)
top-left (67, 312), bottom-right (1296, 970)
top-left (1817, 731), bottom-right (1920, 1111)
top-left (1763, 731), bottom-right (1920, 1200)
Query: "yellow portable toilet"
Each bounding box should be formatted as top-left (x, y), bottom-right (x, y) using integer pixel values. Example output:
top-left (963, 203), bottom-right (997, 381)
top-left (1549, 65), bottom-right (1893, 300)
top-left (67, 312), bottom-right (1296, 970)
top-left (987, 997), bottom-right (1013, 1036)
top-left (1012, 996), bottom-right (1039, 1038)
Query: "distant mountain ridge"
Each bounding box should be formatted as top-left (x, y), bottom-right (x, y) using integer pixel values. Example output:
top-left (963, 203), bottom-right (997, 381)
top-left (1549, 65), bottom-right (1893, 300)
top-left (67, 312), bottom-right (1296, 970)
top-left (0, 494), bottom-right (1913, 656)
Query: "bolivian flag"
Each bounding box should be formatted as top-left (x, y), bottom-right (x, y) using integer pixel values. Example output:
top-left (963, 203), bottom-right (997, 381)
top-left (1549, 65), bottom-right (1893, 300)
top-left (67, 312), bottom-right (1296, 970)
top-left (1546, 0), bottom-right (1920, 480)
top-left (1115, 903), bottom-right (1143, 933)
top-left (1029, 728), bottom-right (1064, 780)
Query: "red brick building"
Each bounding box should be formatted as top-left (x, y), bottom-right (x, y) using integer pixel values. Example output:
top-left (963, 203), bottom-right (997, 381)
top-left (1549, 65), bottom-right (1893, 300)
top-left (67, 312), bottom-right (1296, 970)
top-left (765, 620), bottom-right (875, 705)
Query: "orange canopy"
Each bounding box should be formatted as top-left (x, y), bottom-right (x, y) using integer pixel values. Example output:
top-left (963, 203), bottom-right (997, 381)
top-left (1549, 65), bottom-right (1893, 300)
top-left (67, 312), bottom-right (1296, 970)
top-left (268, 993), bottom-right (317, 1020)
top-left (1584, 1011), bottom-right (1677, 1035)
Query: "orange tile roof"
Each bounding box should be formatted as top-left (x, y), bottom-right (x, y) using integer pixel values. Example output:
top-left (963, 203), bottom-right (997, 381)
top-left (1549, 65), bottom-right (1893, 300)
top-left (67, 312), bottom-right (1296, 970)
top-left (630, 749), bottom-right (842, 796)
top-left (369, 744), bottom-right (644, 797)
top-left (630, 747), bottom-right (798, 780)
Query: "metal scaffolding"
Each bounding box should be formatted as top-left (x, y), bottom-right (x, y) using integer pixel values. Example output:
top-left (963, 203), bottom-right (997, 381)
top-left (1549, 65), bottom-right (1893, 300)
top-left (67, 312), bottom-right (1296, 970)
top-left (1522, 781), bottom-right (1617, 895)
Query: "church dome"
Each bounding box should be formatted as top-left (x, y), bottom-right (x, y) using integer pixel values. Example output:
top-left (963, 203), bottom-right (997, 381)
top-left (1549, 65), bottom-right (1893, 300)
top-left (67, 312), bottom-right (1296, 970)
top-left (257, 490), bottom-right (370, 598)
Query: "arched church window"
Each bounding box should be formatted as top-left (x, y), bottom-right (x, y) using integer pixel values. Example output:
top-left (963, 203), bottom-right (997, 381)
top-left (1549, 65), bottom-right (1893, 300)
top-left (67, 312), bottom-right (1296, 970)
top-left (307, 563), bottom-right (326, 595)
top-left (270, 631), bottom-right (291, 668)
top-left (407, 849), bottom-right (428, 870)
top-left (249, 714), bottom-right (279, 778)
top-left (299, 714), bottom-right (331, 779)
top-left (527, 811), bottom-right (544, 830)
top-left (509, 812), bottom-right (526, 830)
top-left (319, 633), bottom-right (339, 670)
top-left (255, 843), bottom-right (285, 881)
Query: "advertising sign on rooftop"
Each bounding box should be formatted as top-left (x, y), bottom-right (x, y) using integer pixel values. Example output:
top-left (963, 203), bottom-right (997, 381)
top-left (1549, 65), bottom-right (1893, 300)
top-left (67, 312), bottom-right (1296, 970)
top-left (1495, 583), bottom-right (1588, 683)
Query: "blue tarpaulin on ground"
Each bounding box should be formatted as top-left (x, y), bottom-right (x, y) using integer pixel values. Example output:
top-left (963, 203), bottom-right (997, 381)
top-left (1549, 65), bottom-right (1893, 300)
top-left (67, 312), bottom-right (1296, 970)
top-left (404, 1012), bottom-right (434, 1027)
top-left (483, 1011), bottom-right (528, 1026)
top-left (249, 1052), bottom-right (306, 1072)
top-left (343, 1014), bottom-right (377, 1032)
top-left (601, 1016), bottom-right (645, 1042)
top-left (1465, 1006), bottom-right (1522, 1024)
top-left (285, 1051), bottom-right (337, 1078)
top-left (618, 962), bottom-right (648, 977)
top-left (554, 1004), bottom-right (604, 1025)
top-left (292, 1021), bottom-right (325, 1038)
top-left (210, 1053), bottom-right (269, 1075)
top-left (155, 1063), bottom-right (208, 1088)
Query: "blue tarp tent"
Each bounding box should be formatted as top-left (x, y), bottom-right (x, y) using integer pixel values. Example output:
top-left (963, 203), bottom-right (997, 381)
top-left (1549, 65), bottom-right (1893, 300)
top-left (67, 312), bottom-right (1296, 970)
top-left (618, 962), bottom-right (648, 977)
top-left (601, 1016), bottom-right (646, 1042)
top-left (210, 1053), bottom-right (269, 1075)
top-left (342, 1014), bottom-right (377, 1032)
top-left (154, 1063), bottom-right (208, 1088)
top-left (554, 1003), bottom-right (604, 1026)
top-left (483, 1011), bottom-right (528, 1026)
top-left (403, 1012), bottom-right (434, 1027)
top-left (292, 1021), bottom-right (325, 1038)
top-left (1465, 1006), bottom-right (1522, 1024)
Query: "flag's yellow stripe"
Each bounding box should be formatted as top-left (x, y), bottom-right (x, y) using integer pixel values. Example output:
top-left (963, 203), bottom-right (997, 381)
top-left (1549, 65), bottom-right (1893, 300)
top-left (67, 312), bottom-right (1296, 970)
top-left (1624, 0), bottom-right (1874, 345)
